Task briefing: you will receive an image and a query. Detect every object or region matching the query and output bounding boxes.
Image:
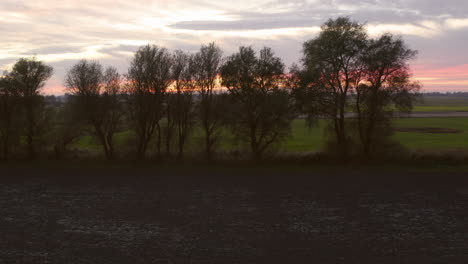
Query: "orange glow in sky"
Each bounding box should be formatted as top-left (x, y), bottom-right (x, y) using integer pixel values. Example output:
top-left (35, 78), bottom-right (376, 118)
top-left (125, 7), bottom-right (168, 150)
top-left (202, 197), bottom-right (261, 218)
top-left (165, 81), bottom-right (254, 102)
top-left (1, 1), bottom-right (467, 94)
top-left (413, 64), bottom-right (468, 91)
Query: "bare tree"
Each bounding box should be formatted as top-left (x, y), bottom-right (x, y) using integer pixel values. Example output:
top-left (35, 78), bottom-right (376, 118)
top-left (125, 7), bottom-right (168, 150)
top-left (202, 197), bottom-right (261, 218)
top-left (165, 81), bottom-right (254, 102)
top-left (194, 43), bottom-right (223, 160)
top-left (168, 50), bottom-right (197, 159)
top-left (51, 96), bottom-right (84, 159)
top-left (99, 67), bottom-right (124, 158)
top-left (295, 17), bottom-right (420, 158)
top-left (0, 75), bottom-right (21, 160)
top-left (355, 34), bottom-right (420, 156)
top-left (300, 17), bottom-right (367, 158)
top-left (221, 46), bottom-right (294, 160)
top-left (126, 45), bottom-right (172, 159)
top-left (8, 57), bottom-right (53, 158)
top-left (65, 60), bottom-right (123, 159)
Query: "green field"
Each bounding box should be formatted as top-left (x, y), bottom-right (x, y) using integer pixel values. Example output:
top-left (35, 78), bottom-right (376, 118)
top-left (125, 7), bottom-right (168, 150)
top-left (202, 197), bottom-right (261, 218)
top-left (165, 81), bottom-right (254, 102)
top-left (71, 95), bottom-right (468, 155)
top-left (413, 95), bottom-right (468, 112)
top-left (286, 118), bottom-right (468, 152)
top-left (72, 117), bottom-right (468, 154)
top-left (393, 118), bottom-right (468, 150)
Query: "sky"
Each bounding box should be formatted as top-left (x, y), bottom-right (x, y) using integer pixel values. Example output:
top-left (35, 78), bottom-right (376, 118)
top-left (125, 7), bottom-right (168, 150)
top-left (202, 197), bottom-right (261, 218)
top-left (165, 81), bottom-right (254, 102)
top-left (1, 0), bottom-right (468, 94)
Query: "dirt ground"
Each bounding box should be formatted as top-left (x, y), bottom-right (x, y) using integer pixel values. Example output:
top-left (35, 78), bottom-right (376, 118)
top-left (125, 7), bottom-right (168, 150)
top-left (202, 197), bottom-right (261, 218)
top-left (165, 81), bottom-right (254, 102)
top-left (1, 165), bottom-right (468, 263)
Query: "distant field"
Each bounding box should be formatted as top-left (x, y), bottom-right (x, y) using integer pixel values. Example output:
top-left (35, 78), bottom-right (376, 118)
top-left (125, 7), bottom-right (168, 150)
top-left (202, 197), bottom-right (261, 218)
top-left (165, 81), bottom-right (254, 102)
top-left (72, 117), bottom-right (468, 154)
top-left (413, 95), bottom-right (468, 112)
top-left (71, 95), bottom-right (468, 155)
top-left (393, 118), bottom-right (468, 150)
top-left (287, 118), bottom-right (468, 152)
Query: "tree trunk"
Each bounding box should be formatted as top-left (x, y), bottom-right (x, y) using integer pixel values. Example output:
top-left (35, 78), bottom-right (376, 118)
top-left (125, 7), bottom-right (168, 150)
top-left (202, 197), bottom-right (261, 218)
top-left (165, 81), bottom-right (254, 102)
top-left (136, 130), bottom-right (144, 160)
top-left (204, 128), bottom-right (212, 160)
top-left (363, 100), bottom-right (377, 157)
top-left (250, 122), bottom-right (260, 161)
top-left (108, 137), bottom-right (115, 160)
top-left (24, 97), bottom-right (36, 159)
top-left (177, 129), bottom-right (185, 160)
top-left (155, 122), bottom-right (162, 158)
top-left (338, 98), bottom-right (348, 159)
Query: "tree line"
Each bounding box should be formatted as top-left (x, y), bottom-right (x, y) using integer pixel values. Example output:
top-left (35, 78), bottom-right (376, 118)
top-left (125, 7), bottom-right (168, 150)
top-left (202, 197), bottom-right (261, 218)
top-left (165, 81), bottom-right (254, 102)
top-left (0, 17), bottom-right (420, 161)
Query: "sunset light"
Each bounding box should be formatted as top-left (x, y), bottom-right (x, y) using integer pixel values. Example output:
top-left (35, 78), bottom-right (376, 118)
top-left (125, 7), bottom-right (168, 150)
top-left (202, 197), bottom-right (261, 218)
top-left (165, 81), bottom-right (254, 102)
top-left (2, 2), bottom-right (468, 261)
top-left (1, 0), bottom-right (467, 94)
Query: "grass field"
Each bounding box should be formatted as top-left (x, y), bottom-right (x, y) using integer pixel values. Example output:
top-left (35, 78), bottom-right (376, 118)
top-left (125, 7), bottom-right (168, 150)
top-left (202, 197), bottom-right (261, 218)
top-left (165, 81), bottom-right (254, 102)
top-left (72, 117), bottom-right (468, 154)
top-left (393, 118), bottom-right (468, 150)
top-left (286, 118), bottom-right (468, 152)
top-left (71, 95), bottom-right (468, 155)
top-left (413, 95), bottom-right (468, 112)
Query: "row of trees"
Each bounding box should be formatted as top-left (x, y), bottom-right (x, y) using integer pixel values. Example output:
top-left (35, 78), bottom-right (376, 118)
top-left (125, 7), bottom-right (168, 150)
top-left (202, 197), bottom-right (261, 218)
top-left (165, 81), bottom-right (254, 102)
top-left (0, 17), bottom-right (420, 161)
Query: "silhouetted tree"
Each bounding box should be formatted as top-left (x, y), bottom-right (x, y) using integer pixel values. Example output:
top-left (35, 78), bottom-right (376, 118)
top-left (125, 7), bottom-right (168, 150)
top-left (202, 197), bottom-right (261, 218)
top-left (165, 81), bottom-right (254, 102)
top-left (300, 17), bottom-right (367, 158)
top-left (65, 60), bottom-right (123, 159)
top-left (194, 43), bottom-right (224, 160)
top-left (8, 57), bottom-right (53, 158)
top-left (163, 95), bottom-right (177, 157)
top-left (50, 96), bottom-right (84, 159)
top-left (0, 75), bottom-right (21, 160)
top-left (221, 46), bottom-right (294, 160)
top-left (168, 50), bottom-right (197, 159)
top-left (355, 34), bottom-right (420, 156)
top-left (126, 45), bottom-right (172, 159)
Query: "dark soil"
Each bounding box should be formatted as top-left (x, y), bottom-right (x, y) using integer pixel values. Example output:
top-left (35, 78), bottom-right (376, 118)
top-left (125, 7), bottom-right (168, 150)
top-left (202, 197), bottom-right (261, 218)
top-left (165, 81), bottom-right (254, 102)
top-left (1, 165), bottom-right (468, 263)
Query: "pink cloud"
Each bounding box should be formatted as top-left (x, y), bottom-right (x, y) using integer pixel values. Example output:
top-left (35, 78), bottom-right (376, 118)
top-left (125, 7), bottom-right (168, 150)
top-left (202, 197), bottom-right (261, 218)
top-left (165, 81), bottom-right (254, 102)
top-left (412, 64), bottom-right (468, 91)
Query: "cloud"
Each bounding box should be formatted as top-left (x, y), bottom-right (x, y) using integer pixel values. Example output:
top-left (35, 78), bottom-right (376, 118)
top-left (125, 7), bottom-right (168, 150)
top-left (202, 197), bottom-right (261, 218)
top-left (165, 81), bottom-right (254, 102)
top-left (445, 18), bottom-right (468, 29)
top-left (413, 64), bottom-right (468, 91)
top-left (367, 20), bottom-right (443, 38)
top-left (1, 0), bottom-right (468, 93)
